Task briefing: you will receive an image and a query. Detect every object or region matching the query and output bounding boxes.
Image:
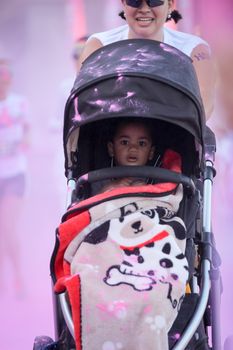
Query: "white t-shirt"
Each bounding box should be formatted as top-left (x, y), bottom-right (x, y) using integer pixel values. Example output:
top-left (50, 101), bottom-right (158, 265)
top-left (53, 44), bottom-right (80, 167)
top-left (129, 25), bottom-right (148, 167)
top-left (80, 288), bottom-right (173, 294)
top-left (88, 24), bottom-right (209, 57)
top-left (0, 93), bottom-right (29, 178)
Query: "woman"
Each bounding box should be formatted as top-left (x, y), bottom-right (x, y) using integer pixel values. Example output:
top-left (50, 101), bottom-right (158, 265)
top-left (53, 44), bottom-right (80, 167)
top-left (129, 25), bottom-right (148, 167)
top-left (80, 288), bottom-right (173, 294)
top-left (78, 0), bottom-right (215, 119)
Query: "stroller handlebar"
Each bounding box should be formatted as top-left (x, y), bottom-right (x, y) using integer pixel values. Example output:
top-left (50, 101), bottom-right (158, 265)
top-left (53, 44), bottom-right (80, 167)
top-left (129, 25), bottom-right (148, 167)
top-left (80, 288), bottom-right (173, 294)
top-left (76, 166), bottom-right (196, 196)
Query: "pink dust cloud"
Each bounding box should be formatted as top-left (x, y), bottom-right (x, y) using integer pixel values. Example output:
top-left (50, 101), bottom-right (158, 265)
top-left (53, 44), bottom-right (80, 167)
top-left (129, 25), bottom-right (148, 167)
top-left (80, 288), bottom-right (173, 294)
top-left (204, 1), bottom-right (233, 342)
top-left (0, 1), bottom-right (74, 349)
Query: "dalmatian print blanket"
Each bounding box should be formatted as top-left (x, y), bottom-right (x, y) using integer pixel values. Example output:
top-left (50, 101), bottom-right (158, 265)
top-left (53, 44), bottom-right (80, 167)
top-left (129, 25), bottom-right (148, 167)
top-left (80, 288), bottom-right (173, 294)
top-left (54, 180), bottom-right (189, 350)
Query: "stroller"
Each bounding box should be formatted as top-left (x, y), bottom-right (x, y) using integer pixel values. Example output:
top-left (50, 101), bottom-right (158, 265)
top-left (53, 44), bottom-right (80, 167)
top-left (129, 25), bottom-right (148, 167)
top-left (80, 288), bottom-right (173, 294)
top-left (33, 40), bottom-right (223, 349)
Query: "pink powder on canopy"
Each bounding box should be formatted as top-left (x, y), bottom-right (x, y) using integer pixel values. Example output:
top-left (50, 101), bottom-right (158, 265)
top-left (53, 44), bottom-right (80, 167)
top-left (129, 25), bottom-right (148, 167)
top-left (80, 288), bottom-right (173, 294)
top-left (174, 333), bottom-right (181, 340)
top-left (72, 97), bottom-right (82, 122)
top-left (82, 174), bottom-right (88, 181)
top-left (109, 103), bottom-right (122, 113)
top-left (126, 92), bottom-right (135, 98)
top-left (117, 75), bottom-right (124, 82)
top-left (96, 99), bottom-right (105, 106)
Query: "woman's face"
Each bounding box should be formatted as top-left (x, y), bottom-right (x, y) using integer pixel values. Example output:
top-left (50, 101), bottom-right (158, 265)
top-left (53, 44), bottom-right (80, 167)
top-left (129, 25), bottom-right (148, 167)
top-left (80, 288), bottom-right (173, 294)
top-left (121, 0), bottom-right (173, 41)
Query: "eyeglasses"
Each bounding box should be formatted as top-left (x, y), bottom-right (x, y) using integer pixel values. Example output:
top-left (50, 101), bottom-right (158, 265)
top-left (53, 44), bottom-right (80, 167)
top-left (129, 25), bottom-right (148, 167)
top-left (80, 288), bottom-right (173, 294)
top-left (125, 0), bottom-right (164, 8)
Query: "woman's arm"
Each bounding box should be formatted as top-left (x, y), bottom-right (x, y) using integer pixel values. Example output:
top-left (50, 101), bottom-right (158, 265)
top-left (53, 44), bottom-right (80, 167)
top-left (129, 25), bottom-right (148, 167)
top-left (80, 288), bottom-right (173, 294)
top-left (191, 44), bottom-right (216, 120)
top-left (76, 37), bottom-right (103, 72)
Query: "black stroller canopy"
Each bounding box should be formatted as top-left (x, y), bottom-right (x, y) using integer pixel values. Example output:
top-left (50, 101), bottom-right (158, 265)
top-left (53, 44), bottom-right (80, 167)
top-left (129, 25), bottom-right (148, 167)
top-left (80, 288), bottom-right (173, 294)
top-left (63, 39), bottom-right (206, 176)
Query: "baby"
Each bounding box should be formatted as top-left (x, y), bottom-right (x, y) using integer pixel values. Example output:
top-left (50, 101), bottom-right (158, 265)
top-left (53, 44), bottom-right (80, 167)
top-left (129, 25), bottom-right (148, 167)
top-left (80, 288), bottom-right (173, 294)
top-left (102, 118), bottom-right (155, 192)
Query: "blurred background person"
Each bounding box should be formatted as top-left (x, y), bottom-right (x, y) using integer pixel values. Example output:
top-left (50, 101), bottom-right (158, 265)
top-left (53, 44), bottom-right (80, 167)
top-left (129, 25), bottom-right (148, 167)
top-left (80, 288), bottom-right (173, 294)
top-left (49, 36), bottom-right (88, 132)
top-left (0, 59), bottom-right (29, 296)
top-left (49, 37), bottom-right (89, 214)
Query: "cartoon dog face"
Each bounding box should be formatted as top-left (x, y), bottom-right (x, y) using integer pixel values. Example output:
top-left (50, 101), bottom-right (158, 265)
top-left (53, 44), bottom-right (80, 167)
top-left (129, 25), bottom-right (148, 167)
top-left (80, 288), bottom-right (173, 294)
top-left (84, 202), bottom-right (188, 296)
top-left (108, 205), bottom-right (181, 248)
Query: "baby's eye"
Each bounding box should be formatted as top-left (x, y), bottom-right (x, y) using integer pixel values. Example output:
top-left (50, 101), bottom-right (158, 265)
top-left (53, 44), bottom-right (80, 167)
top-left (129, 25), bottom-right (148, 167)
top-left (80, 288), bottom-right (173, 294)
top-left (120, 139), bottom-right (129, 146)
top-left (139, 140), bottom-right (147, 147)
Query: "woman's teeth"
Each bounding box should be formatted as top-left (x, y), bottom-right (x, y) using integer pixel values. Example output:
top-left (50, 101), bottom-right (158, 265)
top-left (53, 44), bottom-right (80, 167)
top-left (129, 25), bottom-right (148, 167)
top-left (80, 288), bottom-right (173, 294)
top-left (136, 18), bottom-right (154, 22)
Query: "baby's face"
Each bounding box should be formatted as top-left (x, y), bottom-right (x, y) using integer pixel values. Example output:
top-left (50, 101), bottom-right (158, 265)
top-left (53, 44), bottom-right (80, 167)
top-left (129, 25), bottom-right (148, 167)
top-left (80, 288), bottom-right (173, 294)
top-left (108, 122), bottom-right (155, 166)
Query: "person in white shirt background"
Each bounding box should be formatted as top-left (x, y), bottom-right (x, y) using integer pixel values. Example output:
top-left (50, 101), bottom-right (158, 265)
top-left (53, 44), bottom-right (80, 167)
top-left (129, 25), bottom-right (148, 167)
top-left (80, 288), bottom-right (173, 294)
top-left (0, 59), bottom-right (29, 296)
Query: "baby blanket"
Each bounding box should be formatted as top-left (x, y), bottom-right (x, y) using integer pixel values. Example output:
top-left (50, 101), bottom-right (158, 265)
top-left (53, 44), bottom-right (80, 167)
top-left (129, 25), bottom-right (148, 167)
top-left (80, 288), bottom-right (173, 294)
top-left (53, 150), bottom-right (189, 350)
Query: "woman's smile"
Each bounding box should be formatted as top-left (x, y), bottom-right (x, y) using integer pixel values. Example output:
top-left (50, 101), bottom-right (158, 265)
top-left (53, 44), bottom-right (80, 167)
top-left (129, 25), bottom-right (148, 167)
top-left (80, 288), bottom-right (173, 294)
top-left (136, 17), bottom-right (155, 25)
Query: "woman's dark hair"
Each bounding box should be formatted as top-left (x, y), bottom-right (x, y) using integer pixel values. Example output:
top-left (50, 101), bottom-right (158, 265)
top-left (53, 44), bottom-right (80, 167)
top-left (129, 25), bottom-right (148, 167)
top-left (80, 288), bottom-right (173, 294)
top-left (119, 9), bottom-right (182, 23)
top-left (167, 10), bottom-right (182, 23)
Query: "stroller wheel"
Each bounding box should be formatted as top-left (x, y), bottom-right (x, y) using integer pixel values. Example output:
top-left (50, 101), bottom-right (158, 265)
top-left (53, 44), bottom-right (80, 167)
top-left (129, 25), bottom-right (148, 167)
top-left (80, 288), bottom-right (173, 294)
top-left (224, 335), bottom-right (233, 350)
top-left (33, 336), bottom-right (56, 350)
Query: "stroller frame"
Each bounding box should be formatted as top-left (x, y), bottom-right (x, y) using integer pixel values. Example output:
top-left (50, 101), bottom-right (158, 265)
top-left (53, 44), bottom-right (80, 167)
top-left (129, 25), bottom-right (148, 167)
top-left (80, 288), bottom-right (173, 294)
top-left (59, 144), bottom-right (221, 350)
top-left (33, 39), bottom-right (222, 350)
